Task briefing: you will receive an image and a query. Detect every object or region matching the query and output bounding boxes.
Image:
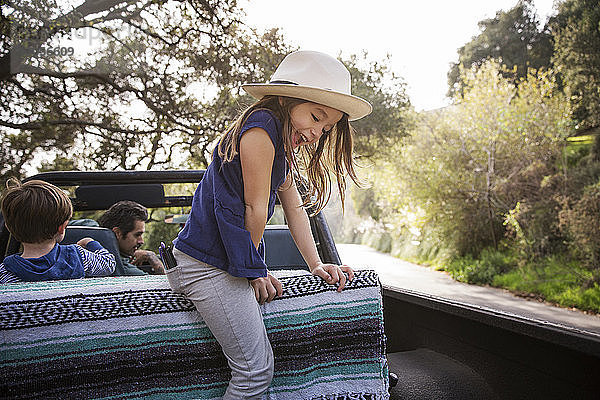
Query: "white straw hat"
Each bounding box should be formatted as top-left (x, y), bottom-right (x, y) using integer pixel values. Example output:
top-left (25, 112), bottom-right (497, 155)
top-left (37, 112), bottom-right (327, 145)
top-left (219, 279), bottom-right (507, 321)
top-left (242, 50), bottom-right (372, 121)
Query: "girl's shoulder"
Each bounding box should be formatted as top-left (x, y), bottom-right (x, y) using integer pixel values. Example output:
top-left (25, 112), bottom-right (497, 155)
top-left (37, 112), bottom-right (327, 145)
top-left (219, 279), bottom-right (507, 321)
top-left (242, 109), bottom-right (282, 142)
top-left (244, 108), bottom-right (281, 131)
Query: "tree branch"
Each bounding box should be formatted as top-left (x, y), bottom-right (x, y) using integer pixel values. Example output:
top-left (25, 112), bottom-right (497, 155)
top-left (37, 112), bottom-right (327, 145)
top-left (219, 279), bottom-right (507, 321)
top-left (0, 118), bottom-right (162, 135)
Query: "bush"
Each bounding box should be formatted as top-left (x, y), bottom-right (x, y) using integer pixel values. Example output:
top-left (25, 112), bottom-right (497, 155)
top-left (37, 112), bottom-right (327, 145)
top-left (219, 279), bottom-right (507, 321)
top-left (389, 224), bottom-right (453, 268)
top-left (498, 158), bottom-right (569, 261)
top-left (492, 255), bottom-right (600, 313)
top-left (445, 248), bottom-right (515, 285)
top-left (559, 182), bottom-right (600, 279)
top-left (580, 284), bottom-right (600, 311)
top-left (361, 229), bottom-right (392, 253)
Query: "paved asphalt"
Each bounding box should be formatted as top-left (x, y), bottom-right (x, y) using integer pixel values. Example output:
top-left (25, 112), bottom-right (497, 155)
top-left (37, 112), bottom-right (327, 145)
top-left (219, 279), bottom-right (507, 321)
top-left (336, 243), bottom-right (600, 336)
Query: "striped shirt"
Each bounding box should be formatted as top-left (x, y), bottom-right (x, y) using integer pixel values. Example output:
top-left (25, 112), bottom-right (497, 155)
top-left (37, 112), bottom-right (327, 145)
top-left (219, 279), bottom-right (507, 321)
top-left (0, 242), bottom-right (115, 284)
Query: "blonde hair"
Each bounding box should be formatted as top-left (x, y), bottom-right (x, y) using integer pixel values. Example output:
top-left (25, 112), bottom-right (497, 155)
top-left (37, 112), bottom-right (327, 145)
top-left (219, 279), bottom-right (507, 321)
top-left (217, 96), bottom-right (359, 213)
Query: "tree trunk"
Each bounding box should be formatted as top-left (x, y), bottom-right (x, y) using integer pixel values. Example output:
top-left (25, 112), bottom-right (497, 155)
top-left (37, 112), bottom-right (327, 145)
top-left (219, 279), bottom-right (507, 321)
top-left (486, 141), bottom-right (498, 249)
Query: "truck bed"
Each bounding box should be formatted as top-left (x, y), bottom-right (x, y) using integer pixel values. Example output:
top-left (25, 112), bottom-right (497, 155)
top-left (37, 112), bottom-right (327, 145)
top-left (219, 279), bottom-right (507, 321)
top-left (2, 170), bottom-right (599, 399)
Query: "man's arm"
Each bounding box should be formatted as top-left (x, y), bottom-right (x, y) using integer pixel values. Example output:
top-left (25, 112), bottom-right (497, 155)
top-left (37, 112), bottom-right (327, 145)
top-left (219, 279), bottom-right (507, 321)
top-left (132, 250), bottom-right (165, 274)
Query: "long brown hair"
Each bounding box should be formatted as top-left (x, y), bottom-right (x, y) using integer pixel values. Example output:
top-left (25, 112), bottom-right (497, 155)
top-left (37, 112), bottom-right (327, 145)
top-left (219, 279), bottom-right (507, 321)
top-left (217, 96), bottom-right (359, 213)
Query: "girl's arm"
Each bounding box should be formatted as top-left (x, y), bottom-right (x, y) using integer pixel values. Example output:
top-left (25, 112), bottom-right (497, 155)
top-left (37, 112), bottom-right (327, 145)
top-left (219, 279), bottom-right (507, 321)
top-left (240, 127), bottom-right (283, 304)
top-left (278, 174), bottom-right (354, 292)
top-left (240, 127), bottom-right (274, 249)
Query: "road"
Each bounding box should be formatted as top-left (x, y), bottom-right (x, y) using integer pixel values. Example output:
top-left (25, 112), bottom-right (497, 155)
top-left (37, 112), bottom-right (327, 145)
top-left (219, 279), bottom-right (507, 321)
top-left (337, 243), bottom-right (600, 336)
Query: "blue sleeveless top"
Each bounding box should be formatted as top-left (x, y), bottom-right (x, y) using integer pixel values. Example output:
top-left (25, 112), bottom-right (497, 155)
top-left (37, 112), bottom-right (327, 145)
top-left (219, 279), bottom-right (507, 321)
top-left (174, 110), bottom-right (288, 278)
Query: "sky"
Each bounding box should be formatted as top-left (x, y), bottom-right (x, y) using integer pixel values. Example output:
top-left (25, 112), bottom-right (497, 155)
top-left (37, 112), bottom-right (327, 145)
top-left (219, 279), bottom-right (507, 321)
top-left (242, 0), bottom-right (557, 111)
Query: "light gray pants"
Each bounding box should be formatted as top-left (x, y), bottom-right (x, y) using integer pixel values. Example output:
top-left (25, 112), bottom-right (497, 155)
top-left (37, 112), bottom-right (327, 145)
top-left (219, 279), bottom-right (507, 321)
top-left (166, 248), bottom-right (274, 399)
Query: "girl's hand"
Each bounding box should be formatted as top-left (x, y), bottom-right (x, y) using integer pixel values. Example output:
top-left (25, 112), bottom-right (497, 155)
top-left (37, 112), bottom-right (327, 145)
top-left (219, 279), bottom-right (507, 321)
top-left (251, 272), bottom-right (283, 304)
top-left (311, 263), bottom-right (354, 292)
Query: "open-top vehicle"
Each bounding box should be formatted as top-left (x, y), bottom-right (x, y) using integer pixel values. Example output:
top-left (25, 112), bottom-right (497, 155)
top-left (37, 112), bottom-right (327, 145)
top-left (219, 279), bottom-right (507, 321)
top-left (1, 170), bottom-right (599, 399)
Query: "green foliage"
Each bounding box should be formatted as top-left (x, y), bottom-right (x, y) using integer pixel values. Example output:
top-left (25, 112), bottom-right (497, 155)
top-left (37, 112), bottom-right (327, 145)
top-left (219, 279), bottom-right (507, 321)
top-left (390, 225), bottom-right (452, 268)
top-left (564, 136), bottom-right (593, 167)
top-left (338, 0), bottom-right (600, 311)
top-left (394, 61), bottom-right (570, 256)
top-left (559, 182), bottom-right (600, 276)
top-left (143, 208), bottom-right (182, 255)
top-left (550, 0), bottom-right (600, 131)
top-left (492, 255), bottom-right (600, 313)
top-left (442, 250), bottom-right (600, 313)
top-left (361, 228), bottom-right (393, 254)
top-left (448, 0), bottom-right (553, 98)
top-left (593, 133), bottom-right (600, 162)
top-left (343, 53), bottom-right (413, 158)
top-left (503, 202), bottom-right (530, 258)
top-left (1, 0), bottom-right (411, 181)
top-left (446, 248), bottom-right (515, 285)
top-left (38, 155), bottom-right (77, 173)
top-left (351, 186), bottom-right (382, 221)
top-left (0, 0), bottom-right (293, 180)
top-left (500, 160), bottom-right (567, 260)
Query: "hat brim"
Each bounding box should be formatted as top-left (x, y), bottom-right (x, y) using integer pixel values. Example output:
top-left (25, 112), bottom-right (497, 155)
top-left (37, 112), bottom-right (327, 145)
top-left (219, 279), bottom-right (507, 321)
top-left (242, 84), bottom-right (372, 121)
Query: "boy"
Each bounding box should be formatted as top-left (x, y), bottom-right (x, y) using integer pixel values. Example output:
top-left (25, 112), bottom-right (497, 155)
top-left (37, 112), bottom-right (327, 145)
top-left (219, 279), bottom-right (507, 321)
top-left (0, 179), bottom-right (115, 283)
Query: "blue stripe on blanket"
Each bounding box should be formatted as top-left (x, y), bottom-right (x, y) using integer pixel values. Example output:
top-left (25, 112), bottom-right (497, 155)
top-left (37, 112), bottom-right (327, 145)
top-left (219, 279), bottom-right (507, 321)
top-left (1, 270), bottom-right (388, 400)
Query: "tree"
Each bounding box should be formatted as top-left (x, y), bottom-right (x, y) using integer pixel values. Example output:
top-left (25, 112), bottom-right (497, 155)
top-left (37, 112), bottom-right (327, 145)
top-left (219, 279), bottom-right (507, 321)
top-left (559, 182), bottom-right (600, 282)
top-left (447, 0), bottom-right (553, 98)
top-left (1, 0), bottom-right (410, 185)
top-left (342, 53), bottom-right (413, 158)
top-left (390, 61), bottom-right (570, 256)
top-left (0, 0), bottom-right (292, 182)
top-left (550, 0), bottom-right (600, 131)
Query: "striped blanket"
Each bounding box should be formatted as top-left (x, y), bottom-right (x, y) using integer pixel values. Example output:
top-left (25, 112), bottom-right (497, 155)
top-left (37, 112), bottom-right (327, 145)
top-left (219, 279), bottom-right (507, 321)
top-left (1, 269), bottom-right (388, 399)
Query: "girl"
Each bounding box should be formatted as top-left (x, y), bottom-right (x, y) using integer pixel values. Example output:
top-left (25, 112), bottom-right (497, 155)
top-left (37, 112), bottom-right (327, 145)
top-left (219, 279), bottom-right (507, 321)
top-left (167, 50), bottom-right (372, 399)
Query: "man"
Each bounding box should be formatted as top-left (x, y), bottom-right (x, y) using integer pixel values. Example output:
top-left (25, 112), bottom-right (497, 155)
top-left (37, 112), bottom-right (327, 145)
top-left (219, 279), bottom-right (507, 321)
top-left (98, 201), bottom-right (165, 275)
